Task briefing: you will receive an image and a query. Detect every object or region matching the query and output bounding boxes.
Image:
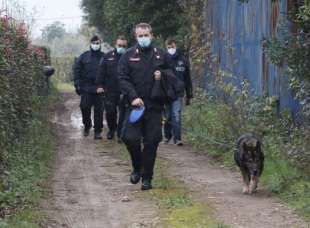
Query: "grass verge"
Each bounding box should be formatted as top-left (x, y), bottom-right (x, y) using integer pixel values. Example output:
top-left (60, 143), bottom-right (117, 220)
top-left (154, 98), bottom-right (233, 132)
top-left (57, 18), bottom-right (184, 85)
top-left (183, 97), bottom-right (310, 221)
top-left (51, 80), bottom-right (75, 93)
top-left (0, 97), bottom-right (57, 227)
top-left (103, 141), bottom-right (229, 227)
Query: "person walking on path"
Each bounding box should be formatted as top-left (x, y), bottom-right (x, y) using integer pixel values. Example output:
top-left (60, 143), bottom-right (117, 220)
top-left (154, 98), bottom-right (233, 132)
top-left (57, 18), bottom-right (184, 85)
top-left (96, 36), bottom-right (128, 140)
top-left (118, 23), bottom-right (173, 190)
top-left (164, 38), bottom-right (193, 146)
top-left (73, 35), bottom-right (105, 140)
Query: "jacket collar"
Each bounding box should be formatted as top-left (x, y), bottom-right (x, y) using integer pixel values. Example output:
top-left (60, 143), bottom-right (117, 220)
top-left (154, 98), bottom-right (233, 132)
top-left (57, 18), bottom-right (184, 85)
top-left (169, 49), bottom-right (181, 60)
top-left (112, 49), bottom-right (122, 57)
top-left (135, 43), bottom-right (154, 52)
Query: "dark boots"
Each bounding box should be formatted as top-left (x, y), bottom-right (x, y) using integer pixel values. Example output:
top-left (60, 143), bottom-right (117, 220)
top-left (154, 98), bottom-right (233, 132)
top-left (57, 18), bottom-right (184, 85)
top-left (130, 171), bottom-right (141, 184)
top-left (141, 179), bottom-right (152, 191)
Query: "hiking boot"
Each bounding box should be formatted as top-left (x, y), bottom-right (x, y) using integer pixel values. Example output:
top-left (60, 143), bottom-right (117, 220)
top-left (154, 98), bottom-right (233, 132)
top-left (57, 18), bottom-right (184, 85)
top-left (141, 179), bottom-right (152, 191)
top-left (130, 172), bottom-right (141, 184)
top-left (175, 140), bottom-right (183, 146)
top-left (84, 128), bottom-right (91, 137)
top-left (107, 130), bottom-right (115, 140)
top-left (94, 132), bottom-right (103, 140)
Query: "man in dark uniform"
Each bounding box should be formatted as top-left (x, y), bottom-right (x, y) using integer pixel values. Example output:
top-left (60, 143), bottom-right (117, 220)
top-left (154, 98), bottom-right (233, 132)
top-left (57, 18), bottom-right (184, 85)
top-left (118, 23), bottom-right (173, 190)
top-left (96, 36), bottom-right (128, 140)
top-left (73, 35), bottom-right (105, 140)
top-left (164, 38), bottom-right (193, 146)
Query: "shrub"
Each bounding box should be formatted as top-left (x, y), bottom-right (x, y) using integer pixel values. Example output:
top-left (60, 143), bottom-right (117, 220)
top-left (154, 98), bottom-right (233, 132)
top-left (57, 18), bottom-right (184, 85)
top-left (0, 14), bottom-right (51, 219)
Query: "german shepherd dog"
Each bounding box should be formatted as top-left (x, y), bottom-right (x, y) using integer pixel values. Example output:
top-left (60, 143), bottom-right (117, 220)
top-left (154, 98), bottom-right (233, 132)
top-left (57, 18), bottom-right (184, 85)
top-left (234, 133), bottom-right (264, 194)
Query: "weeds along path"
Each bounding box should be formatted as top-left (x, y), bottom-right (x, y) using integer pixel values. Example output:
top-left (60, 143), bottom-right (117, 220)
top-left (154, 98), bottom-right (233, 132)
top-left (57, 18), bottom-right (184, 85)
top-left (44, 93), bottom-right (160, 228)
top-left (44, 92), bottom-right (309, 228)
top-left (159, 144), bottom-right (309, 228)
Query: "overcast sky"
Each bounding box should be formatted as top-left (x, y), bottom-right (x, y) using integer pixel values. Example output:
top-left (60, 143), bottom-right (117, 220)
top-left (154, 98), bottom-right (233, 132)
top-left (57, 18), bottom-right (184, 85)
top-left (22, 0), bottom-right (83, 37)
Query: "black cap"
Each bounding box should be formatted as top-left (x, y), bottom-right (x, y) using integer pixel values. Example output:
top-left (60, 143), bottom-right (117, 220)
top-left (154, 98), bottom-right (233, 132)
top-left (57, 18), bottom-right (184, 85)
top-left (90, 35), bottom-right (100, 42)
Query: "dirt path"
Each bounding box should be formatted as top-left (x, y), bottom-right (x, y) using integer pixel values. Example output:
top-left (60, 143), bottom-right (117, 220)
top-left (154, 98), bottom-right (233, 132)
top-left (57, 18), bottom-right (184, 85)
top-left (44, 93), bottom-right (160, 228)
top-left (159, 144), bottom-right (309, 228)
top-left (44, 93), bottom-right (309, 228)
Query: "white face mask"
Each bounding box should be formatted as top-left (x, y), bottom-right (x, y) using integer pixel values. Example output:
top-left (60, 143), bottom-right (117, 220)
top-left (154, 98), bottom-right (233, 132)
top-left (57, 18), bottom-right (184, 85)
top-left (167, 48), bottom-right (177, 56)
top-left (116, 47), bottom-right (126, 54)
top-left (91, 43), bottom-right (101, 51)
top-left (137, 37), bottom-right (152, 48)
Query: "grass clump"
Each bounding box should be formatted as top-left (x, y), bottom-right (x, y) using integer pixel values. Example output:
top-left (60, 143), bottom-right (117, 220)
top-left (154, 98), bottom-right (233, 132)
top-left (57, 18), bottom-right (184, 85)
top-left (183, 89), bottom-right (310, 220)
top-left (102, 141), bottom-right (228, 227)
top-left (0, 117), bottom-right (55, 227)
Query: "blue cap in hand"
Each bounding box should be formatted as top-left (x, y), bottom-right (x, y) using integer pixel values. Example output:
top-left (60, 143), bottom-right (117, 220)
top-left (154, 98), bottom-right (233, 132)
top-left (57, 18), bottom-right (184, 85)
top-left (129, 106), bottom-right (145, 123)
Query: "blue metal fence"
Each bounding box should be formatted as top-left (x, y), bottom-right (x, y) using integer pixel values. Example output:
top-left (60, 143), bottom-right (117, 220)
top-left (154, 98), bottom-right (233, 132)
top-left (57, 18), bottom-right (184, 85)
top-left (205, 0), bottom-right (299, 113)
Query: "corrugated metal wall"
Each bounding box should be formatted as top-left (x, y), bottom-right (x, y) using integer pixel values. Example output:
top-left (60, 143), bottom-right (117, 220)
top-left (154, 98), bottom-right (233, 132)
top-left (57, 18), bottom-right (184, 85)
top-left (205, 0), bottom-right (299, 113)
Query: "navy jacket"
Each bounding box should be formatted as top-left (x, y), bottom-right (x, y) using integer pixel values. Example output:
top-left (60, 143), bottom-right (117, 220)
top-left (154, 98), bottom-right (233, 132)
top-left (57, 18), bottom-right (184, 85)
top-left (168, 50), bottom-right (193, 98)
top-left (118, 44), bottom-right (173, 110)
top-left (96, 49), bottom-right (122, 95)
top-left (73, 49), bottom-right (105, 94)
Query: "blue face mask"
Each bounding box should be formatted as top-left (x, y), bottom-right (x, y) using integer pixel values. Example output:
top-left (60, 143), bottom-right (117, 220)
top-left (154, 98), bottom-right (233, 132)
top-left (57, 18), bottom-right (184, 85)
top-left (137, 37), bottom-right (152, 48)
top-left (116, 47), bottom-right (126, 54)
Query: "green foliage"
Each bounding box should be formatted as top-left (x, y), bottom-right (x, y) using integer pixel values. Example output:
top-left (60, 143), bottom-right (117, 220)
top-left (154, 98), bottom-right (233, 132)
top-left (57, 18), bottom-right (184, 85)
top-left (52, 57), bottom-right (75, 83)
top-left (81, 0), bottom-right (190, 44)
top-left (0, 17), bottom-right (49, 165)
top-left (264, 1), bottom-right (310, 119)
top-left (0, 118), bottom-right (54, 226)
top-left (50, 57), bottom-right (75, 92)
top-left (263, 1), bottom-right (310, 173)
top-left (183, 84), bottom-right (310, 218)
top-left (0, 15), bottom-right (53, 225)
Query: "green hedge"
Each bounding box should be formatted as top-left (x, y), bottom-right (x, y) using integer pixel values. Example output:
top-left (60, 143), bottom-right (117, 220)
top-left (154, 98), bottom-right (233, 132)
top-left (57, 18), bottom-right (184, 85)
top-left (0, 16), bottom-right (52, 221)
top-left (0, 17), bottom-right (49, 165)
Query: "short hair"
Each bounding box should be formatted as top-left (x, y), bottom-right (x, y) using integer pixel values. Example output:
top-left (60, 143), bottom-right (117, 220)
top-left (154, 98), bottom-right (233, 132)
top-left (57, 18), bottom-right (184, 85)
top-left (90, 35), bottom-right (100, 42)
top-left (165, 38), bottom-right (177, 46)
top-left (135, 23), bottom-right (152, 33)
top-left (116, 35), bottom-right (127, 41)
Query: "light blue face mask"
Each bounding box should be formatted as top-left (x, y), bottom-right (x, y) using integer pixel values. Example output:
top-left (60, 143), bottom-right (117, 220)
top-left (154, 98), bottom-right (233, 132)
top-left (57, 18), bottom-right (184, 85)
top-left (137, 37), bottom-right (152, 48)
top-left (116, 47), bottom-right (126, 54)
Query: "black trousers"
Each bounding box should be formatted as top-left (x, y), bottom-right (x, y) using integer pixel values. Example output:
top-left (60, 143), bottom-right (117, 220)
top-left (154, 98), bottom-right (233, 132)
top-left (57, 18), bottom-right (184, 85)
top-left (104, 94), bottom-right (120, 134)
top-left (80, 93), bottom-right (104, 133)
top-left (117, 96), bottom-right (126, 138)
top-left (122, 108), bottom-right (163, 180)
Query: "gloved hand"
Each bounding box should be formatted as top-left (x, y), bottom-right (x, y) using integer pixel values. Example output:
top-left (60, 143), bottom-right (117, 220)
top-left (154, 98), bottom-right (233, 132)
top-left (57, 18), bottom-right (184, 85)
top-left (75, 86), bottom-right (81, 96)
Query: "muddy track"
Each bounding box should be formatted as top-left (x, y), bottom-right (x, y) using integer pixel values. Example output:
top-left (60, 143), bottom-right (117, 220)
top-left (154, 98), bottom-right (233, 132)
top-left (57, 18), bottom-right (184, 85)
top-left (43, 93), bottom-right (160, 228)
top-left (159, 144), bottom-right (309, 228)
